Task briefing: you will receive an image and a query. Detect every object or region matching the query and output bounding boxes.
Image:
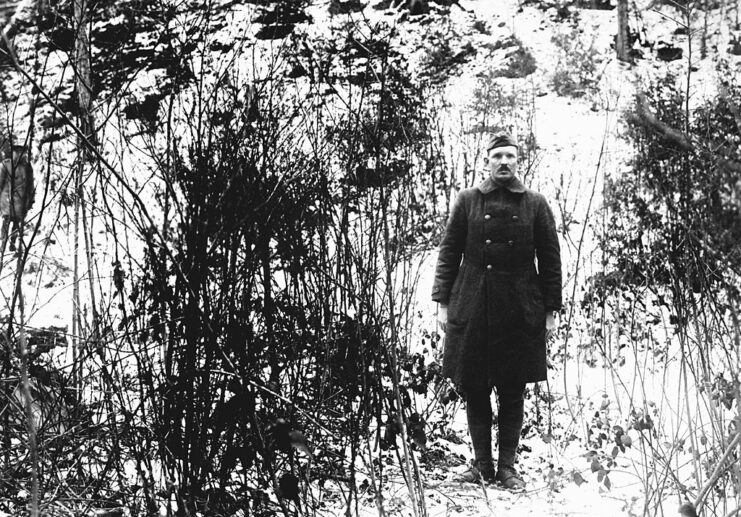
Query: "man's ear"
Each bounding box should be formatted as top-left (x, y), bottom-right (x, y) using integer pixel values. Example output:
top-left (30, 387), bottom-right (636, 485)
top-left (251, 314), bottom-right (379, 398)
top-left (483, 157), bottom-right (489, 165)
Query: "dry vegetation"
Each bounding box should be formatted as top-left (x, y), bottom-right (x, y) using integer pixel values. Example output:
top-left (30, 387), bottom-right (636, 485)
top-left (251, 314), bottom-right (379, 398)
top-left (0, 0), bottom-right (738, 516)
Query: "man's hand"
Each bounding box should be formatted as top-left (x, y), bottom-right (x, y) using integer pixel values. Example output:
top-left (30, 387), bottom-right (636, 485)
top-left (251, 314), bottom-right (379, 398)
top-left (546, 311), bottom-right (556, 340)
top-left (437, 304), bottom-right (448, 331)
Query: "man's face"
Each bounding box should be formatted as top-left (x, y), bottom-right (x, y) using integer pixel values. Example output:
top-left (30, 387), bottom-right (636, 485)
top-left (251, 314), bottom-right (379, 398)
top-left (486, 145), bottom-right (518, 181)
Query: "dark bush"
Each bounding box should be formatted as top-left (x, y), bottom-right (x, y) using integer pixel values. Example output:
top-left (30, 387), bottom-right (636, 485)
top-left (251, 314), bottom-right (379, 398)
top-left (600, 71), bottom-right (741, 307)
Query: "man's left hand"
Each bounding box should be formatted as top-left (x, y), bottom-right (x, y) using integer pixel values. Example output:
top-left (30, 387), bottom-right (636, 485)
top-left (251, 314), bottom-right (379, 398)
top-left (546, 312), bottom-right (556, 340)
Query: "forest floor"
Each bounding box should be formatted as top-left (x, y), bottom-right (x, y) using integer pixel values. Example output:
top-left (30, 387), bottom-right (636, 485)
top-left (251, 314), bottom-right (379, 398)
top-left (321, 0), bottom-right (739, 515)
top-left (0, 0), bottom-right (739, 515)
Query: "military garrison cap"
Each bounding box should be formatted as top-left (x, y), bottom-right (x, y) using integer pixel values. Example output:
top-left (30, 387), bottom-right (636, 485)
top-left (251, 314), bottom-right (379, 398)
top-left (486, 131), bottom-right (518, 152)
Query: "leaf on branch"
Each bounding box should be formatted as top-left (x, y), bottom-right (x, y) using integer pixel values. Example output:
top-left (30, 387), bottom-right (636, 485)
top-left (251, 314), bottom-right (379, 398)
top-left (408, 412), bottom-right (427, 449)
top-left (572, 471), bottom-right (587, 486)
top-left (277, 473), bottom-right (300, 502)
top-left (611, 446), bottom-right (619, 459)
top-left (267, 418), bottom-right (292, 453)
top-left (590, 458), bottom-right (602, 473)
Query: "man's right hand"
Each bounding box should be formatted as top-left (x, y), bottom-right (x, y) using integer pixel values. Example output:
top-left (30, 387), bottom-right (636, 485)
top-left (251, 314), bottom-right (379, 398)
top-left (437, 304), bottom-right (448, 331)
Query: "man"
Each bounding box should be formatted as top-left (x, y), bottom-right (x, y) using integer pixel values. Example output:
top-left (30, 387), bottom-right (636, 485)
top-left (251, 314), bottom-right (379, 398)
top-left (0, 143), bottom-right (34, 254)
top-left (432, 131), bottom-right (561, 489)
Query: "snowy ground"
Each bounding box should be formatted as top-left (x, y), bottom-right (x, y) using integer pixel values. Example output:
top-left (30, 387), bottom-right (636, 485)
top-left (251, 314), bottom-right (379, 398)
top-left (1, 0), bottom-right (740, 515)
top-left (394, 1), bottom-right (740, 516)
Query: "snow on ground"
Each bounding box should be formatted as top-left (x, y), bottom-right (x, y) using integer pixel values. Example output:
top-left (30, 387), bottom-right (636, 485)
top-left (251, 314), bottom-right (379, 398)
top-left (1, 0), bottom-right (739, 514)
top-left (402, 1), bottom-right (741, 516)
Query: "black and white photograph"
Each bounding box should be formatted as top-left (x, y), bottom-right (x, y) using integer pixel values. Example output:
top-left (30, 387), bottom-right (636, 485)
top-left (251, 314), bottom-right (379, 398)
top-left (0, 0), bottom-right (739, 515)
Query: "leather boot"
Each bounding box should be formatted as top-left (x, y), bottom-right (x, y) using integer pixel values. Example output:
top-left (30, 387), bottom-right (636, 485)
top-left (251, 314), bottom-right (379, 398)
top-left (496, 464), bottom-right (526, 490)
top-left (456, 458), bottom-right (496, 483)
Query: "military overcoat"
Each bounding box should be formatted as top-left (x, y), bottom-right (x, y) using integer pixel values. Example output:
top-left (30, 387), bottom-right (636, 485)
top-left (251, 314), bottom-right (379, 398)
top-left (431, 176), bottom-right (562, 391)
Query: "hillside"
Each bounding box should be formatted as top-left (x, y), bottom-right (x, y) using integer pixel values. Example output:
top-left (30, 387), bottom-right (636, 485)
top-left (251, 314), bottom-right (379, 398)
top-left (0, 0), bottom-right (739, 516)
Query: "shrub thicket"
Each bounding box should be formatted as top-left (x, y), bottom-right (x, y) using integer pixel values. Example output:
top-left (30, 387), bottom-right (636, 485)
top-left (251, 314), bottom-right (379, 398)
top-left (601, 72), bottom-right (741, 303)
top-left (594, 69), bottom-right (741, 514)
top-left (550, 26), bottom-right (600, 97)
top-left (121, 19), bottom-right (450, 517)
top-left (0, 6), bottom-right (453, 516)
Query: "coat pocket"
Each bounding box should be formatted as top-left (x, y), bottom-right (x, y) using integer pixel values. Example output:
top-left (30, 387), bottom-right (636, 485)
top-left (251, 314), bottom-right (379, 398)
top-left (531, 280), bottom-right (544, 304)
top-left (527, 281), bottom-right (546, 325)
top-left (446, 264), bottom-right (467, 323)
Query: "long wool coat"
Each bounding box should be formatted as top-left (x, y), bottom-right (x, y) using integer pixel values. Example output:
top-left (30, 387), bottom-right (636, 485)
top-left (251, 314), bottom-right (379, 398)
top-left (432, 176), bottom-right (562, 391)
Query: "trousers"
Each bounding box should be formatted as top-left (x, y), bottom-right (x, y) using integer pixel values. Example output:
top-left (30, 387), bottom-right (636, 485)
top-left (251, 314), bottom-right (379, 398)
top-left (465, 383), bottom-right (525, 467)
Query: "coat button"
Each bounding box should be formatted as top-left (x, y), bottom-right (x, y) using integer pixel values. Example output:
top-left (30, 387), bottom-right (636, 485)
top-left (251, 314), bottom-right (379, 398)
top-left (486, 265), bottom-right (492, 270)
top-left (508, 240), bottom-right (514, 247)
top-left (512, 215), bottom-right (519, 221)
top-left (484, 214), bottom-right (491, 220)
top-left (485, 239), bottom-right (491, 245)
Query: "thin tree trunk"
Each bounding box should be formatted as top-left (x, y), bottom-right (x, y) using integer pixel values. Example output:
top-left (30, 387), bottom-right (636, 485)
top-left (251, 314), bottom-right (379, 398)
top-left (72, 158), bottom-right (81, 397)
top-left (82, 186), bottom-right (99, 342)
top-left (74, 0), bottom-right (93, 139)
top-left (15, 235), bottom-right (38, 517)
top-left (617, 0), bottom-right (630, 61)
top-left (701, 0), bottom-right (708, 59)
top-left (264, 237), bottom-right (278, 386)
top-left (73, 0), bottom-right (94, 396)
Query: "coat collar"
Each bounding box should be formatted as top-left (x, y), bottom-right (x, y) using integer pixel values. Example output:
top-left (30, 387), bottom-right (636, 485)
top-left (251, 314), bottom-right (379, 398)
top-left (476, 176), bottom-right (526, 195)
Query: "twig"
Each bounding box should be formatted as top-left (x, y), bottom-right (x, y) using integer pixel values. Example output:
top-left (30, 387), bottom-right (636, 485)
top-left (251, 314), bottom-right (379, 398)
top-left (695, 430), bottom-right (741, 512)
top-left (209, 370), bottom-right (339, 439)
top-left (15, 234), bottom-right (38, 516)
top-left (561, 105), bottom-right (612, 424)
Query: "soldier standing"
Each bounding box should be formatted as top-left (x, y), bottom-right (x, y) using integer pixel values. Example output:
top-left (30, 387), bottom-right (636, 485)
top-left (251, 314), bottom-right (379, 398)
top-left (432, 132), bottom-right (562, 489)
